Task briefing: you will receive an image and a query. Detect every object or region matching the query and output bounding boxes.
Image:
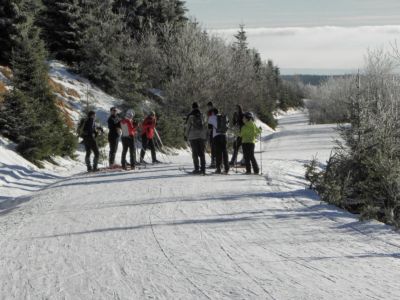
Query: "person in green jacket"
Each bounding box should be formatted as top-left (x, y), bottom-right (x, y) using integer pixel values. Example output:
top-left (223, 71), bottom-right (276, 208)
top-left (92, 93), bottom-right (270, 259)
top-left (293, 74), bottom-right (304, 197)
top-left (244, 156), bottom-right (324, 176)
top-left (240, 112), bottom-right (262, 174)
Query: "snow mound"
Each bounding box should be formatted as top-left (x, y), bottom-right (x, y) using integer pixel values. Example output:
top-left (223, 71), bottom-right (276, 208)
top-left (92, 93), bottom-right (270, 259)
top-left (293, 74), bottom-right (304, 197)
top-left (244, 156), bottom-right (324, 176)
top-left (0, 136), bottom-right (85, 205)
top-left (254, 118), bottom-right (275, 133)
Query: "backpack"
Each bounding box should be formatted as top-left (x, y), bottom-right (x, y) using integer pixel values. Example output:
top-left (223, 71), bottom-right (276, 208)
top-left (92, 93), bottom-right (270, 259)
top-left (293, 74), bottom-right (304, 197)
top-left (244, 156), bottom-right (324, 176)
top-left (77, 118), bottom-right (87, 138)
top-left (216, 114), bottom-right (229, 134)
top-left (192, 113), bottom-right (204, 130)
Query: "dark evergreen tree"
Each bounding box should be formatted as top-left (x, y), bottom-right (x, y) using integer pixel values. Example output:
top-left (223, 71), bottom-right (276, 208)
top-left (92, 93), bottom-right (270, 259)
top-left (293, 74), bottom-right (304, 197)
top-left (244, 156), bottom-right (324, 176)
top-left (0, 0), bottom-right (26, 65)
top-left (0, 19), bottom-right (76, 162)
top-left (113, 0), bottom-right (187, 39)
top-left (78, 0), bottom-right (126, 92)
top-left (233, 24), bottom-right (248, 54)
top-left (39, 0), bottom-right (83, 64)
top-left (78, 0), bottom-right (145, 102)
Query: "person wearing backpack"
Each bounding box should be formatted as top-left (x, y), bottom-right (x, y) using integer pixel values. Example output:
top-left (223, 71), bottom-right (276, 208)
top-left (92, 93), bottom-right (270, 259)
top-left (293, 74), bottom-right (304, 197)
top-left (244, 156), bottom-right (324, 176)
top-left (208, 108), bottom-right (229, 174)
top-left (230, 104), bottom-right (245, 166)
top-left (120, 109), bottom-right (138, 170)
top-left (240, 112), bottom-right (262, 174)
top-left (107, 107), bottom-right (121, 167)
top-left (80, 111), bottom-right (103, 172)
top-left (185, 102), bottom-right (200, 124)
top-left (140, 111), bottom-right (160, 164)
top-left (185, 103), bottom-right (207, 174)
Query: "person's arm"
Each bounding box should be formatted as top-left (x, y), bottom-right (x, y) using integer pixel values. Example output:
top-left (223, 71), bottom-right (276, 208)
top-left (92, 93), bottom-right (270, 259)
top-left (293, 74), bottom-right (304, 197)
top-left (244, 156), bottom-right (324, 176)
top-left (185, 116), bottom-right (192, 139)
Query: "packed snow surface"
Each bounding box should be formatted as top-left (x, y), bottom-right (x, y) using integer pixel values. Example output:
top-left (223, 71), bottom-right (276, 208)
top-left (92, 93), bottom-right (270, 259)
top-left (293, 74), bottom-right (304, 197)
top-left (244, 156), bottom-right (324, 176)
top-left (1, 110), bottom-right (400, 299)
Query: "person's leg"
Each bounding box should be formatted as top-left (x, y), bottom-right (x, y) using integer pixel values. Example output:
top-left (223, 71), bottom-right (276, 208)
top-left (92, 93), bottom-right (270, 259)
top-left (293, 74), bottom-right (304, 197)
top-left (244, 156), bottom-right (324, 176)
top-left (190, 140), bottom-right (200, 171)
top-left (209, 131), bottom-right (216, 166)
top-left (108, 135), bottom-right (118, 166)
top-left (140, 134), bottom-right (148, 161)
top-left (199, 139), bottom-right (206, 173)
top-left (128, 137), bottom-right (135, 168)
top-left (131, 137), bottom-right (136, 167)
top-left (221, 135), bottom-right (229, 172)
top-left (230, 137), bottom-right (239, 165)
top-left (242, 143), bottom-right (252, 173)
top-left (250, 143), bottom-right (259, 174)
top-left (92, 139), bottom-right (100, 171)
top-left (214, 135), bottom-right (222, 172)
top-left (149, 138), bottom-right (157, 162)
top-left (84, 139), bottom-right (92, 171)
top-left (121, 137), bottom-right (128, 168)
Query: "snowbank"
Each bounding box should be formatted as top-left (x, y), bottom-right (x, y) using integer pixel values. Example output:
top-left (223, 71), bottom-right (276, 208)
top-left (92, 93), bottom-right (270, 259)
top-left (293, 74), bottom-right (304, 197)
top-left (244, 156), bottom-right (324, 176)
top-left (0, 136), bottom-right (86, 205)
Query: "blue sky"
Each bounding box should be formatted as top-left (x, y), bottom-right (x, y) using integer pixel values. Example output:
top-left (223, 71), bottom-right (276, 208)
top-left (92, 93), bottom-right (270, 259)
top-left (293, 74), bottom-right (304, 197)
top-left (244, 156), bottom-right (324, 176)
top-left (185, 0), bottom-right (400, 73)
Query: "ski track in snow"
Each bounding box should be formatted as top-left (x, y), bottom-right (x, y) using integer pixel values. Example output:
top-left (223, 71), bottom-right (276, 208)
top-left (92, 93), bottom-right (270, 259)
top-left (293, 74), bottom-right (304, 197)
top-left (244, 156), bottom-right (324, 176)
top-left (1, 110), bottom-right (400, 299)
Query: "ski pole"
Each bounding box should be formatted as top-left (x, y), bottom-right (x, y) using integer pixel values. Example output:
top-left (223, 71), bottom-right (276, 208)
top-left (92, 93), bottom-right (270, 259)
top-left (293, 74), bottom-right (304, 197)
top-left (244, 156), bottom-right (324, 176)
top-left (259, 129), bottom-right (263, 175)
top-left (154, 129), bottom-right (172, 164)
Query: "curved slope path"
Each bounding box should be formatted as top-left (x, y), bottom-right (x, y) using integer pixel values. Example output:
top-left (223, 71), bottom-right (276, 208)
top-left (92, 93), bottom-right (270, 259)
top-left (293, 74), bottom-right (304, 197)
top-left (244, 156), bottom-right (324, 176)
top-left (1, 111), bottom-right (400, 299)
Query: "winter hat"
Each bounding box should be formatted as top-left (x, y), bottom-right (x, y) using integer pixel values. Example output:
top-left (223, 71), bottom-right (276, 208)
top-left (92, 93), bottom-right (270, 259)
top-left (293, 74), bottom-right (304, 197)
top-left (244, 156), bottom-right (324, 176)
top-left (192, 102), bottom-right (199, 109)
top-left (244, 111), bottom-right (254, 120)
top-left (126, 109), bottom-right (135, 118)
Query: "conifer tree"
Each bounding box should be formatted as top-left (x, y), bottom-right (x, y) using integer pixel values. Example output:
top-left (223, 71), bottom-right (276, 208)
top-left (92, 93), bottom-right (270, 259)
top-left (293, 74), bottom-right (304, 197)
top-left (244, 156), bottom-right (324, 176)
top-left (233, 24), bottom-right (249, 54)
top-left (0, 18), bottom-right (76, 162)
top-left (39, 0), bottom-right (83, 64)
top-left (0, 0), bottom-right (26, 65)
top-left (114, 0), bottom-right (187, 38)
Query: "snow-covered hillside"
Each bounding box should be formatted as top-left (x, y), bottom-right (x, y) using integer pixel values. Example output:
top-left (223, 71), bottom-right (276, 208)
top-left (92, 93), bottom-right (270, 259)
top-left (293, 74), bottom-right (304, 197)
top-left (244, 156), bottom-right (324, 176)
top-left (0, 60), bottom-right (148, 201)
top-left (1, 110), bottom-right (400, 299)
top-left (0, 61), bottom-right (125, 203)
top-left (48, 61), bottom-right (123, 124)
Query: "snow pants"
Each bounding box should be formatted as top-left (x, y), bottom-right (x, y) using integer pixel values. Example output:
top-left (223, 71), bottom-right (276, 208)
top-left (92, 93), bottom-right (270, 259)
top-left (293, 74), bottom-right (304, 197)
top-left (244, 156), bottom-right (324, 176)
top-left (230, 136), bottom-right (242, 164)
top-left (242, 143), bottom-right (259, 174)
top-left (190, 139), bottom-right (206, 172)
top-left (84, 136), bottom-right (100, 171)
top-left (209, 130), bottom-right (216, 164)
top-left (140, 134), bottom-right (156, 162)
top-left (108, 134), bottom-right (119, 166)
top-left (121, 136), bottom-right (136, 168)
top-left (214, 134), bottom-right (229, 172)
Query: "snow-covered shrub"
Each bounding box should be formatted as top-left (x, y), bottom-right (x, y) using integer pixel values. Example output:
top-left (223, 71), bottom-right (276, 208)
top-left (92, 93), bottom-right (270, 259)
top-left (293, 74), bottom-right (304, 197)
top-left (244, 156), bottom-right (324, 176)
top-left (306, 50), bottom-right (400, 227)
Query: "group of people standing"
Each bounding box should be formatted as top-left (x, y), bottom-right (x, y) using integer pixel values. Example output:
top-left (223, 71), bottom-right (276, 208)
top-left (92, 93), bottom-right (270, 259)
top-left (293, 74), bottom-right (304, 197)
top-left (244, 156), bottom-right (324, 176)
top-left (185, 101), bottom-right (262, 175)
top-left (80, 108), bottom-right (159, 172)
top-left (80, 102), bottom-right (262, 175)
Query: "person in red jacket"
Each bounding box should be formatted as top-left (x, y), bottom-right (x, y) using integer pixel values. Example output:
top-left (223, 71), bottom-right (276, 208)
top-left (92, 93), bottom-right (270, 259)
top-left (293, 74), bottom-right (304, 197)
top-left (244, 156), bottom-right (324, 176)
top-left (120, 109), bottom-right (138, 170)
top-left (140, 111), bottom-right (160, 164)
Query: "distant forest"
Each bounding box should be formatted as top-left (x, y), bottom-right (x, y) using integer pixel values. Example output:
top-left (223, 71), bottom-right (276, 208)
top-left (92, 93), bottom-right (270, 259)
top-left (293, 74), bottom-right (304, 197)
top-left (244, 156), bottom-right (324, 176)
top-left (282, 75), bottom-right (346, 86)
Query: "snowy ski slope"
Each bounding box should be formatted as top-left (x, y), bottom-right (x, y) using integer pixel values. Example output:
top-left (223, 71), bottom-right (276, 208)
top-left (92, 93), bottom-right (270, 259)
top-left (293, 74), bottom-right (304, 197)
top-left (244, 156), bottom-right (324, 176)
top-left (1, 110), bottom-right (400, 299)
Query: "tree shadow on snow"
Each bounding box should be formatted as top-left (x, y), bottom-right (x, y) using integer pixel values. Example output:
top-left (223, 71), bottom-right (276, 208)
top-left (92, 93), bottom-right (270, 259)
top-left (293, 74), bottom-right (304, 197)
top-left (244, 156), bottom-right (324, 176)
top-left (0, 195), bottom-right (33, 216)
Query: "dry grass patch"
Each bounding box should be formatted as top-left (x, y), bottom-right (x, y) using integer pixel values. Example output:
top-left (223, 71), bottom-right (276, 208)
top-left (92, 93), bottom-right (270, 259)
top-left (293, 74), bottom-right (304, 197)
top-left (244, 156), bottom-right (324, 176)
top-left (56, 98), bottom-right (75, 129)
top-left (48, 78), bottom-right (66, 97)
top-left (0, 66), bottom-right (13, 80)
top-left (0, 81), bottom-right (7, 94)
top-left (66, 88), bottom-right (80, 99)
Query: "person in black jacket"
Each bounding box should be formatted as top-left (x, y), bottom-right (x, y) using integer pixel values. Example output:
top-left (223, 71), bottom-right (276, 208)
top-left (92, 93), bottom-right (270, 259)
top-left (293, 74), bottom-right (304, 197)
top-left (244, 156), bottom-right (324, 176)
top-left (82, 111), bottom-right (102, 172)
top-left (107, 107), bottom-right (121, 166)
top-left (206, 101), bottom-right (216, 168)
top-left (230, 104), bottom-right (244, 166)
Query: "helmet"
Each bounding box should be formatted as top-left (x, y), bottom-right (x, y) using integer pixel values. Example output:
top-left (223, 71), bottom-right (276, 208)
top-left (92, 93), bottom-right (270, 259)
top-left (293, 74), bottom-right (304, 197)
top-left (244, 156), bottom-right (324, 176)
top-left (126, 109), bottom-right (135, 118)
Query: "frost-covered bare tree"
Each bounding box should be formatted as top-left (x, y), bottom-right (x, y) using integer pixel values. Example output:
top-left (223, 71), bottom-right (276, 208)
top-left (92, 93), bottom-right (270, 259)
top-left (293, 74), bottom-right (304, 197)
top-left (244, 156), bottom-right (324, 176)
top-left (306, 76), bottom-right (355, 124)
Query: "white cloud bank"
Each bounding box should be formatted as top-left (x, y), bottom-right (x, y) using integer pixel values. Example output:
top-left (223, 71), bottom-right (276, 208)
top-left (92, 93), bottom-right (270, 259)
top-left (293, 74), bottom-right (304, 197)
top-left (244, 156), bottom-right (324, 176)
top-left (209, 25), bottom-right (400, 73)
